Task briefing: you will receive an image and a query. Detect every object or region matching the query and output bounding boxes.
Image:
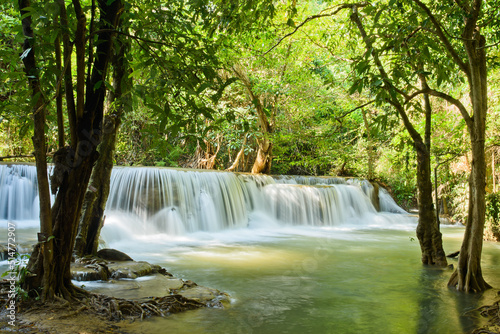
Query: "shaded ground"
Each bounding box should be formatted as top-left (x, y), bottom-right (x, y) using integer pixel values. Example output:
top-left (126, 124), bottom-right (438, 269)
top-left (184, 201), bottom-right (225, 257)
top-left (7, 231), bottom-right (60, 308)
top-left (1, 300), bottom-right (132, 334)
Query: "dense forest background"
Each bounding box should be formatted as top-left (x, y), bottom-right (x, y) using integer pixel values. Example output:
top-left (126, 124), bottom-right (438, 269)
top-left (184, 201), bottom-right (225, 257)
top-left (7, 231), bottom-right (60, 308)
top-left (1, 0), bottom-right (500, 242)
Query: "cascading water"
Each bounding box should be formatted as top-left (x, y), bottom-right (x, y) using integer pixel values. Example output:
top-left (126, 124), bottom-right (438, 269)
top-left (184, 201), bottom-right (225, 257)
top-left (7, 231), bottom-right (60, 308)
top-left (0, 164), bottom-right (41, 221)
top-left (1, 164), bottom-right (409, 237)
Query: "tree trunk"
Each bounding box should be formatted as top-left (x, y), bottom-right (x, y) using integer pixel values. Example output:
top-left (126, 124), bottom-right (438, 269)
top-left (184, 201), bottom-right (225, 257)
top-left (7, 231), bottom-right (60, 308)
top-left (19, 0), bottom-right (55, 300)
top-left (371, 182), bottom-right (380, 212)
top-left (361, 108), bottom-right (374, 180)
top-left (227, 136), bottom-right (247, 172)
top-left (232, 65), bottom-right (275, 174)
top-left (74, 29), bottom-right (129, 257)
top-left (492, 150), bottom-right (496, 193)
top-left (447, 26), bottom-right (490, 293)
top-left (23, 0), bottom-right (123, 300)
top-left (350, 6), bottom-right (447, 267)
top-left (74, 32), bottom-right (129, 257)
top-left (251, 137), bottom-right (272, 174)
top-left (415, 142), bottom-right (447, 266)
top-left (73, 114), bottom-right (120, 257)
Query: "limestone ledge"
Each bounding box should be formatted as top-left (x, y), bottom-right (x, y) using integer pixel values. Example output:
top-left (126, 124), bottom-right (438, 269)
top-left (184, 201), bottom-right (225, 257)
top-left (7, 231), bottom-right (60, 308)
top-left (70, 252), bottom-right (230, 308)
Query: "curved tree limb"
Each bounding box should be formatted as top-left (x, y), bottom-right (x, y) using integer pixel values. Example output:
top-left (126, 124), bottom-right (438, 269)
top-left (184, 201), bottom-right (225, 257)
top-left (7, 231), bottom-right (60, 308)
top-left (261, 2), bottom-right (369, 56)
top-left (412, 0), bottom-right (470, 79)
top-left (405, 88), bottom-right (473, 131)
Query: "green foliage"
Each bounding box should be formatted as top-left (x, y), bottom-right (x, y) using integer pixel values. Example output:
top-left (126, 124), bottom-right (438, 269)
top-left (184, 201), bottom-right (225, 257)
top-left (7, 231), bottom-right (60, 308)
top-left (1, 253), bottom-right (32, 301)
top-left (485, 193), bottom-right (500, 240)
top-left (486, 193), bottom-right (500, 225)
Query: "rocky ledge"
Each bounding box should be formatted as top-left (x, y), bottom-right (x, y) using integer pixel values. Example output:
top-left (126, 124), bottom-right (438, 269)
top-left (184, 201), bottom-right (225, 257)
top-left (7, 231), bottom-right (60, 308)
top-left (71, 248), bottom-right (230, 308)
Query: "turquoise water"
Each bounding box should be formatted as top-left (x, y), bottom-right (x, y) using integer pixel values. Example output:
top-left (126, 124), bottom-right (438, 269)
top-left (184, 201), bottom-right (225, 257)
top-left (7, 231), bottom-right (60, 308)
top-left (102, 224), bottom-right (500, 334)
top-left (2, 165), bottom-right (498, 333)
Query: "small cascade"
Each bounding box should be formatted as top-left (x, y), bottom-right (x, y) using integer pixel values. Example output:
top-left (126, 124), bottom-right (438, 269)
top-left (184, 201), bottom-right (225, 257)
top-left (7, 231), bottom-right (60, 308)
top-left (0, 164), bottom-right (40, 221)
top-left (1, 164), bottom-right (409, 237)
top-left (262, 184), bottom-right (376, 226)
top-left (379, 187), bottom-right (407, 214)
top-left (272, 175), bottom-right (346, 185)
top-left (105, 168), bottom-right (269, 234)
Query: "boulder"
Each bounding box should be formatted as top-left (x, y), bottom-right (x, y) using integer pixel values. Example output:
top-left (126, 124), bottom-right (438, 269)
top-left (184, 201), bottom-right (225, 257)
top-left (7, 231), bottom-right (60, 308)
top-left (97, 248), bottom-right (133, 261)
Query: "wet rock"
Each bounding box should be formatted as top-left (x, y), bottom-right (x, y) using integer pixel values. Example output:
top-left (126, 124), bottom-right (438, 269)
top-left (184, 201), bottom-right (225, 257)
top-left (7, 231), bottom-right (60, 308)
top-left (69, 258), bottom-right (231, 309)
top-left (71, 259), bottom-right (165, 281)
top-left (176, 286), bottom-right (231, 307)
top-left (97, 248), bottom-right (133, 261)
top-left (76, 274), bottom-right (184, 299)
top-left (107, 261), bottom-right (154, 279)
top-left (71, 263), bottom-right (109, 281)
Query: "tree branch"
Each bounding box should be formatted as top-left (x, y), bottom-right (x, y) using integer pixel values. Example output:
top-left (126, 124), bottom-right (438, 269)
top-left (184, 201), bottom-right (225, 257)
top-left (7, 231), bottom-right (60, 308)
top-left (412, 0), bottom-right (470, 78)
top-left (405, 88), bottom-right (473, 131)
top-left (453, 0), bottom-right (470, 13)
top-left (261, 2), bottom-right (369, 56)
top-left (335, 100), bottom-right (375, 122)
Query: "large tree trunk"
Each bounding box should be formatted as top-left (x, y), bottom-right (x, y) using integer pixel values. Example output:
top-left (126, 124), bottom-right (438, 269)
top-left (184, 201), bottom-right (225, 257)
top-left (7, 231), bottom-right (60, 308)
top-left (415, 142), bottom-right (447, 266)
top-left (23, 0), bottom-right (123, 300)
top-left (447, 19), bottom-right (490, 292)
top-left (73, 114), bottom-right (120, 257)
top-left (74, 32), bottom-right (129, 257)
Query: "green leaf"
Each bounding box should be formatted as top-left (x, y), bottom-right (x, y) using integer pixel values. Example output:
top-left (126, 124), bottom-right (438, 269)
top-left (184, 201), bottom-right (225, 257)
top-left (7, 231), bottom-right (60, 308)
top-left (146, 103), bottom-right (164, 115)
top-left (94, 80), bottom-right (102, 91)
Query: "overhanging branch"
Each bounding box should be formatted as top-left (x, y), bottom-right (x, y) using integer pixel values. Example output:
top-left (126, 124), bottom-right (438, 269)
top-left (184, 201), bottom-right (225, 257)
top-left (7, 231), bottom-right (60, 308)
top-left (261, 2), bottom-right (368, 56)
top-left (406, 88), bottom-right (473, 131)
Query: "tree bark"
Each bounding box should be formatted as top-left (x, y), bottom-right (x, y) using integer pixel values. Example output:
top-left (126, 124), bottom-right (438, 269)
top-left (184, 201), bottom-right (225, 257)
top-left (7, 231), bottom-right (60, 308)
top-left (232, 65), bottom-right (274, 174)
top-left (56, 0), bottom-right (77, 147)
top-left (251, 137), bottom-right (272, 174)
top-left (227, 136), bottom-right (247, 172)
top-left (415, 142), bottom-right (447, 266)
top-left (361, 108), bottom-right (374, 180)
top-left (54, 36), bottom-right (65, 149)
top-left (371, 182), bottom-right (380, 212)
top-left (75, 34), bottom-right (130, 257)
top-left (492, 150), bottom-right (496, 193)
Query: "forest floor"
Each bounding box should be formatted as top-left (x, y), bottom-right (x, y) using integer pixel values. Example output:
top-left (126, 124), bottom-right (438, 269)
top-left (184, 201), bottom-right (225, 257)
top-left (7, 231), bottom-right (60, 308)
top-left (0, 301), bottom-right (134, 333)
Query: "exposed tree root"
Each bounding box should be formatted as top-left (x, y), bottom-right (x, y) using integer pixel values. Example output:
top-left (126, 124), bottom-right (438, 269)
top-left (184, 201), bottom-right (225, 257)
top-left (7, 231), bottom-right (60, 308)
top-left (1, 280), bottom-right (206, 324)
top-left (471, 299), bottom-right (500, 334)
top-left (87, 293), bottom-right (205, 321)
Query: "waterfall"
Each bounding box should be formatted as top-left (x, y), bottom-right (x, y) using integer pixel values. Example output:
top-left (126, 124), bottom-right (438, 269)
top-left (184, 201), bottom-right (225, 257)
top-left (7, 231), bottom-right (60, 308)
top-left (1, 164), bottom-right (409, 236)
top-left (0, 164), bottom-right (40, 221)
